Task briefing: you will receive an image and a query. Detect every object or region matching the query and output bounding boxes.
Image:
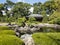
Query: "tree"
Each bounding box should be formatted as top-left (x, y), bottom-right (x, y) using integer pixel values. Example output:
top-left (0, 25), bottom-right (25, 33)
top-left (6, 0), bottom-right (15, 7)
top-left (49, 11), bottom-right (60, 24)
top-left (44, 1), bottom-right (58, 14)
top-left (12, 2), bottom-right (31, 17)
top-left (49, 11), bottom-right (60, 21)
top-left (33, 2), bottom-right (43, 14)
top-left (16, 17), bottom-right (26, 26)
top-left (0, 4), bottom-right (4, 16)
top-left (4, 0), bottom-right (15, 18)
top-left (33, 2), bottom-right (42, 6)
top-left (52, 0), bottom-right (60, 12)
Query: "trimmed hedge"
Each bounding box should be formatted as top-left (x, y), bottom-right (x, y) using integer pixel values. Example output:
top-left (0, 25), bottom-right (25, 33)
top-left (32, 33), bottom-right (60, 45)
top-left (0, 35), bottom-right (24, 45)
top-left (0, 30), bottom-right (15, 35)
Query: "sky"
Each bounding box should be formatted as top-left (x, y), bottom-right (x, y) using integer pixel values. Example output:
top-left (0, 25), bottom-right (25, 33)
top-left (0, 0), bottom-right (47, 4)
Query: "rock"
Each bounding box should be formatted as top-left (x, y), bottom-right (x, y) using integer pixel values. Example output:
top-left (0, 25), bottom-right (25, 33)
top-left (14, 24), bottom-right (41, 35)
top-left (16, 32), bottom-right (21, 37)
top-left (21, 34), bottom-right (35, 45)
top-left (15, 23), bottom-right (60, 36)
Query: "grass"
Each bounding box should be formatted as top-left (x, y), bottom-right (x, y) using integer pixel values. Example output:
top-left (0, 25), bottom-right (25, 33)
top-left (32, 32), bottom-right (60, 45)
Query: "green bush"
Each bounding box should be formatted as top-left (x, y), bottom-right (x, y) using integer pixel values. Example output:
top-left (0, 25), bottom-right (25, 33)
top-left (49, 11), bottom-right (60, 24)
top-left (0, 26), bottom-right (10, 31)
top-left (16, 17), bottom-right (26, 26)
top-left (49, 17), bottom-right (60, 25)
top-left (7, 17), bottom-right (16, 22)
top-left (48, 20), bottom-right (54, 24)
top-left (41, 27), bottom-right (56, 32)
top-left (0, 30), bottom-right (15, 35)
top-left (49, 11), bottom-right (60, 21)
top-left (53, 18), bottom-right (60, 25)
top-left (26, 17), bottom-right (39, 26)
top-left (0, 35), bottom-right (24, 45)
top-left (28, 17), bottom-right (36, 23)
top-left (32, 33), bottom-right (60, 45)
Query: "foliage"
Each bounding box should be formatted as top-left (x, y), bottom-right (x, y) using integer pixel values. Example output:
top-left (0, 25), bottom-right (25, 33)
top-left (0, 4), bottom-right (4, 9)
top-left (0, 0), bottom-right (60, 23)
top-left (49, 17), bottom-right (60, 25)
top-left (33, 2), bottom-right (43, 14)
top-left (33, 0), bottom-right (59, 15)
top-left (40, 27), bottom-right (56, 32)
top-left (49, 11), bottom-right (60, 21)
top-left (12, 2), bottom-right (31, 17)
top-left (6, 0), bottom-right (15, 7)
top-left (53, 18), bottom-right (60, 25)
top-left (28, 17), bottom-right (36, 23)
top-left (7, 17), bottom-right (16, 23)
top-left (16, 17), bottom-right (26, 26)
top-left (51, 0), bottom-right (60, 11)
top-left (32, 33), bottom-right (60, 45)
top-left (0, 35), bottom-right (24, 45)
top-left (44, 0), bottom-right (58, 14)
top-left (49, 11), bottom-right (60, 24)
top-left (26, 17), bottom-right (39, 26)
top-left (33, 2), bottom-right (42, 6)
top-left (42, 14), bottom-right (49, 23)
top-left (0, 4), bottom-right (4, 16)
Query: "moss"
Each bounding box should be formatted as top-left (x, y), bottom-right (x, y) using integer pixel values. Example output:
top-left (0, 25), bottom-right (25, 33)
top-left (0, 30), bottom-right (15, 35)
top-left (0, 35), bottom-right (24, 45)
top-left (32, 33), bottom-right (60, 45)
top-left (0, 26), bottom-right (10, 31)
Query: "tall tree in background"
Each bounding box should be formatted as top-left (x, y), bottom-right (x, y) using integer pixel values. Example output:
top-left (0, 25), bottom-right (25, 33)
top-left (44, 0), bottom-right (58, 14)
top-left (4, 0), bottom-right (15, 18)
top-left (0, 4), bottom-right (4, 16)
top-left (33, 2), bottom-right (43, 14)
top-left (12, 2), bottom-right (31, 18)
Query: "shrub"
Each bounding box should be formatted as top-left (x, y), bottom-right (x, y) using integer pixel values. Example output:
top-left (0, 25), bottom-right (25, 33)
top-left (28, 17), bottom-right (36, 23)
top-left (49, 17), bottom-right (60, 25)
top-left (53, 18), bottom-right (60, 25)
top-left (0, 26), bottom-right (10, 31)
top-left (7, 17), bottom-right (16, 22)
top-left (41, 27), bottom-right (56, 32)
top-left (49, 11), bottom-right (60, 21)
top-left (48, 20), bottom-right (54, 24)
top-left (16, 17), bottom-right (26, 26)
top-left (26, 17), bottom-right (39, 26)
top-left (49, 11), bottom-right (60, 24)
top-left (0, 35), bottom-right (24, 45)
top-left (32, 33), bottom-right (60, 45)
top-left (0, 30), bottom-right (15, 35)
